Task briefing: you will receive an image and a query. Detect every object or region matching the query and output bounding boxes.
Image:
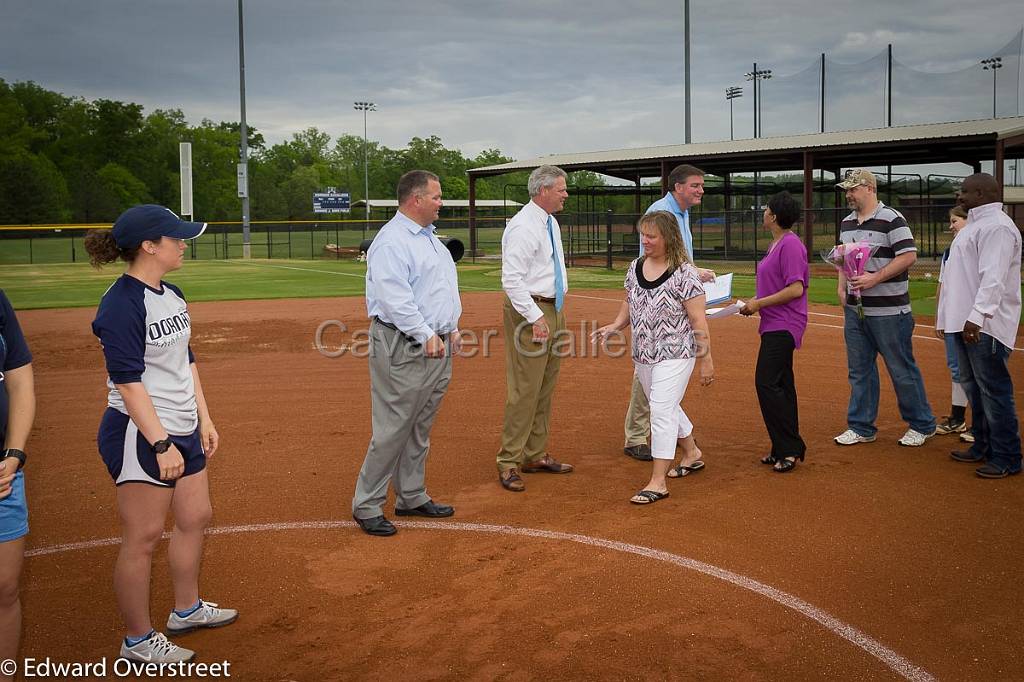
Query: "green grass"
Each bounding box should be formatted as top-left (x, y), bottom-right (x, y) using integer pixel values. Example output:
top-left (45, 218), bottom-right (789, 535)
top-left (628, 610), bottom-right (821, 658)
top-left (0, 258), bottom-right (955, 316)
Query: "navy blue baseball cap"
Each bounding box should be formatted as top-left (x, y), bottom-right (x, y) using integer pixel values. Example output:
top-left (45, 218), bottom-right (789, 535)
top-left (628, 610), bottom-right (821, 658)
top-left (112, 205), bottom-right (207, 248)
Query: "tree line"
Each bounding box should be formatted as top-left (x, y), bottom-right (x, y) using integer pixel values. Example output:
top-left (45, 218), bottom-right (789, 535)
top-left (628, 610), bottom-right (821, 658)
top-left (4, 79), bottom-right (946, 226)
top-left (0, 79), bottom-right (556, 225)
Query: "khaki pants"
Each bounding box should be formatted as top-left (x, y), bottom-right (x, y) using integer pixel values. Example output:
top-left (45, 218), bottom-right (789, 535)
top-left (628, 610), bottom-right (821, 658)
top-left (497, 297), bottom-right (564, 471)
top-left (623, 373), bottom-right (651, 446)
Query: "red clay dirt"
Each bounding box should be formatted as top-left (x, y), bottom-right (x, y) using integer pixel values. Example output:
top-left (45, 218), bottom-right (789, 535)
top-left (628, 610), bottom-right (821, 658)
top-left (14, 291), bottom-right (1024, 681)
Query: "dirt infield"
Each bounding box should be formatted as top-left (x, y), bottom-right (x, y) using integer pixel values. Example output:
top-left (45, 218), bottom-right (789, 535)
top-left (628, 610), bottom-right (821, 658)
top-left (15, 292), bottom-right (1024, 681)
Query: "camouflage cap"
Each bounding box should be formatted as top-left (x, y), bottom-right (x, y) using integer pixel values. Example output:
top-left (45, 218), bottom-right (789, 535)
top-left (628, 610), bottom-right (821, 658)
top-left (836, 169), bottom-right (877, 190)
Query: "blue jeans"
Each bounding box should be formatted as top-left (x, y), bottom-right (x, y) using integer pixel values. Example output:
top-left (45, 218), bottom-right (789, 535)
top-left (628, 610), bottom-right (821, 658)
top-left (843, 307), bottom-right (935, 436)
top-left (943, 332), bottom-right (962, 382)
top-left (954, 332), bottom-right (1022, 472)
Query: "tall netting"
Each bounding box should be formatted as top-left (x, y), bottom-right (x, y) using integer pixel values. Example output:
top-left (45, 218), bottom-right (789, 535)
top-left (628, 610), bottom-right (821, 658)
top-left (823, 51), bottom-right (888, 132)
top-left (892, 30), bottom-right (1022, 125)
top-left (759, 58), bottom-right (822, 137)
top-left (755, 31), bottom-right (1022, 135)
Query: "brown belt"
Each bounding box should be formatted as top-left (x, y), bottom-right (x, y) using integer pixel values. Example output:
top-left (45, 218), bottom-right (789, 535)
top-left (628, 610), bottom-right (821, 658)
top-left (530, 295), bottom-right (556, 304)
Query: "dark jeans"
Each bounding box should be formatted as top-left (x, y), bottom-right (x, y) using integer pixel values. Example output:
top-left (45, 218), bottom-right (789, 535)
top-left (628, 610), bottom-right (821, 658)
top-left (954, 332), bottom-right (1022, 472)
top-left (755, 331), bottom-right (806, 459)
top-left (843, 307), bottom-right (935, 436)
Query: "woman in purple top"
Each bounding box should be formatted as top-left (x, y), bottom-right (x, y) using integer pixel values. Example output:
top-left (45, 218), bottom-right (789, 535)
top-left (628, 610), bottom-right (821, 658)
top-left (740, 192), bottom-right (809, 472)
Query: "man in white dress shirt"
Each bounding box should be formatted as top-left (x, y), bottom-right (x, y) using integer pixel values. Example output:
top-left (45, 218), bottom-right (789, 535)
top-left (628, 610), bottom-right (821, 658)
top-left (937, 173), bottom-right (1022, 478)
top-left (496, 165), bottom-right (574, 492)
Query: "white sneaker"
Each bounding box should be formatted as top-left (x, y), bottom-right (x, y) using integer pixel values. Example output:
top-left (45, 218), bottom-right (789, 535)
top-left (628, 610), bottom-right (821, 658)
top-left (167, 600), bottom-right (238, 636)
top-left (898, 428), bottom-right (937, 447)
top-left (120, 632), bottom-right (195, 663)
top-left (834, 429), bottom-right (876, 446)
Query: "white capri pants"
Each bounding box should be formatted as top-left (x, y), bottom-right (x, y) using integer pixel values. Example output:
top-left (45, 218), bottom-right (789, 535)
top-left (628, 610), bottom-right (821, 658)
top-left (633, 358), bottom-right (696, 460)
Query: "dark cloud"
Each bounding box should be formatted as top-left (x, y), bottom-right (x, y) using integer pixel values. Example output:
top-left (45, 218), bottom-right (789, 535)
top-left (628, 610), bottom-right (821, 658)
top-left (1, 1), bottom-right (1021, 160)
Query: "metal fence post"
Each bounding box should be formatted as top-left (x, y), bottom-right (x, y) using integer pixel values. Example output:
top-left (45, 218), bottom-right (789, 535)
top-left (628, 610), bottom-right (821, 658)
top-left (605, 209), bottom-right (613, 270)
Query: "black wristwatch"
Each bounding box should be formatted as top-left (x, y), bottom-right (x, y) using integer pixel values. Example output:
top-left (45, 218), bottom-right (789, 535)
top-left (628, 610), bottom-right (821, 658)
top-left (152, 439), bottom-right (173, 454)
top-left (1, 448), bottom-right (26, 470)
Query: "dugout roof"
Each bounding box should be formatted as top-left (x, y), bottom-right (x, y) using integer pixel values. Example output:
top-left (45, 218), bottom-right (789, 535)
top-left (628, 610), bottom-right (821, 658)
top-left (467, 117), bottom-right (1024, 182)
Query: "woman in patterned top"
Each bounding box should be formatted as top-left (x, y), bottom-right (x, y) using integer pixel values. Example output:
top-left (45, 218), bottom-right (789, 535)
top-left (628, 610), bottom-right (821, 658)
top-left (594, 211), bottom-right (714, 504)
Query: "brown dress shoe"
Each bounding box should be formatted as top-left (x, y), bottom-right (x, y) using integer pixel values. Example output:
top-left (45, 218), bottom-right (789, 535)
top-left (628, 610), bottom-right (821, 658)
top-left (522, 455), bottom-right (574, 474)
top-left (500, 468), bottom-right (526, 492)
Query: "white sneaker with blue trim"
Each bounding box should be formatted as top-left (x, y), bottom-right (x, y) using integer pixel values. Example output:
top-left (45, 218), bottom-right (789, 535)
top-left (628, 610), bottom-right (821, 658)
top-left (120, 632), bottom-right (194, 663)
top-left (166, 600), bottom-right (238, 636)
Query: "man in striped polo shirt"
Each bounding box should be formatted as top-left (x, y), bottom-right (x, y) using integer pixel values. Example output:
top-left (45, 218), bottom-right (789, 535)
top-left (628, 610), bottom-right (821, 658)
top-left (833, 169), bottom-right (936, 447)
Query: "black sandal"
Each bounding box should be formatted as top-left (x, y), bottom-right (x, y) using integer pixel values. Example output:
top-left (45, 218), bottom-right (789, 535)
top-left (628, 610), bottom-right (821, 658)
top-left (772, 454), bottom-right (805, 473)
top-left (760, 454), bottom-right (778, 465)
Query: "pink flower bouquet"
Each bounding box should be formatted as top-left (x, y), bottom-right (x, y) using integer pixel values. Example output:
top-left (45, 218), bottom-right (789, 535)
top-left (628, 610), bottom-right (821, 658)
top-left (822, 242), bottom-right (879, 319)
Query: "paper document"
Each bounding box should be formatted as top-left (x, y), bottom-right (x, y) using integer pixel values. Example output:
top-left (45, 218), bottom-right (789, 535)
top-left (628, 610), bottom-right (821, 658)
top-left (706, 301), bottom-right (745, 319)
top-left (703, 273), bottom-right (733, 306)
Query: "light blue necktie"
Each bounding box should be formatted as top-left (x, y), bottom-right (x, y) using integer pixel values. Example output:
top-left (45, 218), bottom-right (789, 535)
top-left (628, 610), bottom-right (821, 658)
top-left (547, 215), bottom-right (565, 312)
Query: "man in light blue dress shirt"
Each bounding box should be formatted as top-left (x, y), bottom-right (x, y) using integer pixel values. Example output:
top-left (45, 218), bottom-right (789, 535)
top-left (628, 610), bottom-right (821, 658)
top-left (623, 164), bottom-right (715, 460)
top-left (352, 170), bottom-right (462, 536)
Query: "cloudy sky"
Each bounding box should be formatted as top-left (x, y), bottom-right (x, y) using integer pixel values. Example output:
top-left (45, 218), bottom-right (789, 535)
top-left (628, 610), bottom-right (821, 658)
top-left (1, 1), bottom-right (1022, 163)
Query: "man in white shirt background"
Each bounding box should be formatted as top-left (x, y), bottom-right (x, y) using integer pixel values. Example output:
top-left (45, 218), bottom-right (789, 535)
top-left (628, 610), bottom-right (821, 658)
top-left (496, 165), bottom-right (574, 492)
top-left (938, 173), bottom-right (1022, 479)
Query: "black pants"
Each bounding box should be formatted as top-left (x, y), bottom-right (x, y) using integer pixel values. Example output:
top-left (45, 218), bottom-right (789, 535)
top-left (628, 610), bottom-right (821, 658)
top-left (755, 331), bottom-right (806, 459)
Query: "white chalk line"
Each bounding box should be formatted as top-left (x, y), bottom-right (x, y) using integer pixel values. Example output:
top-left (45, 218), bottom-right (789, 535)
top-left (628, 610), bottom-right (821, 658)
top-left (26, 520), bottom-right (934, 682)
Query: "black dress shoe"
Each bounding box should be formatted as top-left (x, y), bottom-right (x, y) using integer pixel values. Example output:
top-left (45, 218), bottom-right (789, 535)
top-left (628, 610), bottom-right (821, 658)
top-left (975, 462), bottom-right (1022, 479)
top-left (395, 500), bottom-right (454, 518)
top-left (950, 450), bottom-right (985, 463)
top-left (623, 444), bottom-right (653, 461)
top-left (353, 514), bottom-right (397, 536)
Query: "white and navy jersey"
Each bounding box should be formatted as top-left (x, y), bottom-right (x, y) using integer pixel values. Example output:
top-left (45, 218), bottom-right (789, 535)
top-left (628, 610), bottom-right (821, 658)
top-left (92, 275), bottom-right (197, 435)
top-left (839, 201), bottom-right (916, 316)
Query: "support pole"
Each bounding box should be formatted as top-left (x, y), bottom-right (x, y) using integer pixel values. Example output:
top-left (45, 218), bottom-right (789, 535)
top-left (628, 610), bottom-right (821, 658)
top-left (469, 175), bottom-right (477, 263)
top-left (684, 0), bottom-right (691, 143)
top-left (995, 140), bottom-right (1006, 202)
top-left (723, 172), bottom-right (732, 256)
top-left (886, 44), bottom-right (893, 127)
top-left (803, 152), bottom-right (814, 261)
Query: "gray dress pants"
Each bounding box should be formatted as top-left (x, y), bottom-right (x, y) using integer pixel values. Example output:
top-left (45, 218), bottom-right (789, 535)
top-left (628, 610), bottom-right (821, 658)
top-left (352, 320), bottom-right (452, 518)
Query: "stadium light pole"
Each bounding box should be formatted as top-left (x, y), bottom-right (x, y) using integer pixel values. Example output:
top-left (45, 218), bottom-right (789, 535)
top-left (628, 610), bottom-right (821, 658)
top-left (237, 0), bottom-right (251, 258)
top-left (684, 0), bottom-right (691, 143)
top-left (354, 101), bottom-right (376, 237)
top-left (725, 87), bottom-right (743, 140)
top-left (981, 57), bottom-right (1003, 119)
top-left (744, 66), bottom-right (772, 138)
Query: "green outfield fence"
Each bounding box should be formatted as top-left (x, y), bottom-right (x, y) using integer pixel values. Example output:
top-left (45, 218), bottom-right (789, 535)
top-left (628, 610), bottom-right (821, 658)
top-left (0, 205), bottom-right (1001, 277)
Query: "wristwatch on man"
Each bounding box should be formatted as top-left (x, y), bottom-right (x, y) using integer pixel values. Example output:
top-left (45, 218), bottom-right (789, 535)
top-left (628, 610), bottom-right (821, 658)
top-left (152, 439), bottom-right (173, 454)
top-left (1, 448), bottom-right (26, 470)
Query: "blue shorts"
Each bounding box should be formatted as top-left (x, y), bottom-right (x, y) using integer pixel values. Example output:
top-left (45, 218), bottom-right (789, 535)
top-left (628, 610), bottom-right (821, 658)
top-left (0, 470), bottom-right (28, 542)
top-left (98, 408), bottom-right (206, 487)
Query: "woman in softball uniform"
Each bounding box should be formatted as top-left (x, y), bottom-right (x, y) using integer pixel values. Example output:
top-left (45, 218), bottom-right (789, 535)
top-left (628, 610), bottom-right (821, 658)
top-left (0, 289), bottom-right (35, 681)
top-left (85, 205), bottom-right (236, 664)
